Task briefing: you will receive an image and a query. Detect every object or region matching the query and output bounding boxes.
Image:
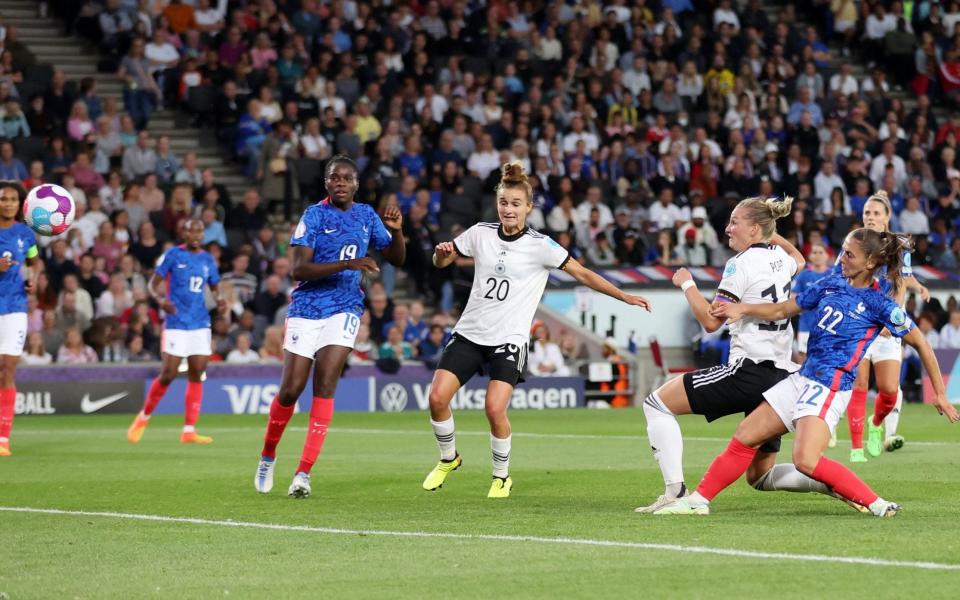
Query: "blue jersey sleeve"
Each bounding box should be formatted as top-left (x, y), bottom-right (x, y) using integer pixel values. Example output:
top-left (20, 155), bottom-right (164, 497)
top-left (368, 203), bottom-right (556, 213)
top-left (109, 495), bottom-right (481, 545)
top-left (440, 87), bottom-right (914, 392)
top-left (368, 207), bottom-right (393, 251)
top-left (19, 225), bottom-right (37, 259)
top-left (292, 208), bottom-right (320, 249)
top-left (871, 295), bottom-right (915, 338)
top-left (154, 249), bottom-right (173, 277)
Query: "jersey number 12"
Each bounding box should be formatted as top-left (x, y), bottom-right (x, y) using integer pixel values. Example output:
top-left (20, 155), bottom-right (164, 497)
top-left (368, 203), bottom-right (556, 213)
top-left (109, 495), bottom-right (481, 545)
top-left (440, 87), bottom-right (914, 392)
top-left (189, 276), bottom-right (204, 293)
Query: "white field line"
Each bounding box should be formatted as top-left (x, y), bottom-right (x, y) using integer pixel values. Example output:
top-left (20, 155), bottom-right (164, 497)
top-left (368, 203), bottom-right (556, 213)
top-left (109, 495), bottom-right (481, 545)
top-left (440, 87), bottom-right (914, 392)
top-left (12, 425), bottom-right (959, 447)
top-left (1, 506), bottom-right (957, 571)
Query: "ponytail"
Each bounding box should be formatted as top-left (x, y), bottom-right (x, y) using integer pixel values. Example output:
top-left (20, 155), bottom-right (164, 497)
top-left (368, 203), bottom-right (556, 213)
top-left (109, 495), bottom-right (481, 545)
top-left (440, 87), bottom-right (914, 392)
top-left (735, 195), bottom-right (794, 240)
top-left (849, 227), bottom-right (913, 290)
top-left (495, 160), bottom-right (533, 203)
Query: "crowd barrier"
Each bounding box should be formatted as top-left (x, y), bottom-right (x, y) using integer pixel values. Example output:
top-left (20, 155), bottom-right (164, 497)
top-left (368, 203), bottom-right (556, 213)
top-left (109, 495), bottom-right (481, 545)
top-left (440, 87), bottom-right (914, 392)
top-left (13, 364), bottom-right (585, 415)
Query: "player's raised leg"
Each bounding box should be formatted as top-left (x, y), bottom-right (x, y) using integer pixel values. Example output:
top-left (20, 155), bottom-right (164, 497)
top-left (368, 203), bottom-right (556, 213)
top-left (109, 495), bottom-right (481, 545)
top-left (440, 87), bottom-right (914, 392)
top-left (256, 348), bottom-right (313, 493)
top-left (423, 368), bottom-right (464, 491)
top-left (180, 354), bottom-right (213, 444)
top-left (288, 343), bottom-right (350, 498)
top-left (128, 352), bottom-right (179, 443)
top-left (485, 380), bottom-right (514, 498)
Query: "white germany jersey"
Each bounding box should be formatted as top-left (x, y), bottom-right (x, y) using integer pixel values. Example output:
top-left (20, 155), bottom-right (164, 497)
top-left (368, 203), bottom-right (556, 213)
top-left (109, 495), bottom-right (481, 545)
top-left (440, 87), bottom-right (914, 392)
top-left (717, 244), bottom-right (798, 371)
top-left (452, 223), bottom-right (570, 348)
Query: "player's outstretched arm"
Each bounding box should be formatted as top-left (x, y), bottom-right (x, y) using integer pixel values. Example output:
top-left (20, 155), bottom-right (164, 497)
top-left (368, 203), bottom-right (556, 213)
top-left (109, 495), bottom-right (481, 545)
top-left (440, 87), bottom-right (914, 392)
top-left (291, 246), bottom-right (379, 280)
top-left (562, 259), bottom-right (651, 310)
top-left (902, 328), bottom-right (959, 422)
top-left (769, 233), bottom-right (806, 273)
top-left (380, 205), bottom-right (406, 267)
top-left (672, 267), bottom-right (724, 332)
top-left (711, 298), bottom-right (801, 323)
top-left (902, 275), bottom-right (930, 302)
top-left (432, 242), bottom-right (458, 269)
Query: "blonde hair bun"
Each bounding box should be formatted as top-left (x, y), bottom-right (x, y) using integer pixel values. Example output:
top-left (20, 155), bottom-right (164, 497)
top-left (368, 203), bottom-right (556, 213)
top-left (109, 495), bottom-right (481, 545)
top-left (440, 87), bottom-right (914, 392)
top-left (501, 160), bottom-right (528, 185)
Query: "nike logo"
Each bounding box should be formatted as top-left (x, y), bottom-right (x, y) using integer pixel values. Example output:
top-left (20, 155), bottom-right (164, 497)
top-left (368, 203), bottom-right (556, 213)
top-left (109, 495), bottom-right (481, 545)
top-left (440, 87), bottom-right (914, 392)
top-left (177, 264), bottom-right (187, 268)
top-left (80, 392), bottom-right (129, 414)
top-left (324, 228), bottom-right (338, 234)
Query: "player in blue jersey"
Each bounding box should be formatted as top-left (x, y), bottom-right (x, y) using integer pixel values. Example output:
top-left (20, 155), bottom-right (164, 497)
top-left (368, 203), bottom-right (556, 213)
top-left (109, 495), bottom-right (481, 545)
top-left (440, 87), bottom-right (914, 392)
top-left (127, 219), bottom-right (224, 444)
top-left (254, 155), bottom-right (405, 498)
top-left (846, 190), bottom-right (930, 461)
top-left (791, 242), bottom-right (830, 363)
top-left (0, 182), bottom-right (39, 456)
top-left (656, 229), bottom-right (958, 516)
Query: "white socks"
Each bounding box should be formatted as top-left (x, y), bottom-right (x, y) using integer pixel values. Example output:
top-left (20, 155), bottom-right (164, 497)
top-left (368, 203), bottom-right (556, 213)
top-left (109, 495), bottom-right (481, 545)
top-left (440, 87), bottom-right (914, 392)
top-left (643, 392), bottom-right (685, 497)
top-left (431, 417), bottom-right (457, 461)
top-left (753, 464), bottom-right (829, 494)
top-left (884, 389), bottom-right (903, 438)
top-left (491, 434), bottom-right (511, 478)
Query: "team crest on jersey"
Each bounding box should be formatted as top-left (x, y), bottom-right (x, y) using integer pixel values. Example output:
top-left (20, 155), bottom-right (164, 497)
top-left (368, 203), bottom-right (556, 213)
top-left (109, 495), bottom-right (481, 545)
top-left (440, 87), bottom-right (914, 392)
top-left (723, 260), bottom-right (736, 277)
top-left (16, 238), bottom-right (24, 252)
top-left (495, 262), bottom-right (506, 275)
top-left (856, 302), bottom-right (866, 314)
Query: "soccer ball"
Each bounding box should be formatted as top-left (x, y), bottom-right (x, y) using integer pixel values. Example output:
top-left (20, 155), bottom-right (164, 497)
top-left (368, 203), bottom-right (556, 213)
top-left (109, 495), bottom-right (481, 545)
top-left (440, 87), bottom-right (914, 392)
top-left (23, 183), bottom-right (76, 236)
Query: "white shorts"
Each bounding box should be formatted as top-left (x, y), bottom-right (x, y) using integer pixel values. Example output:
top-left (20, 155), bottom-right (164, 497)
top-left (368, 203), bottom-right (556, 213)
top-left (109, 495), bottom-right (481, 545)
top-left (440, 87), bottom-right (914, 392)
top-left (764, 373), bottom-right (851, 434)
top-left (796, 331), bottom-right (810, 354)
top-left (283, 314), bottom-right (360, 359)
top-left (162, 328), bottom-right (212, 358)
top-left (863, 335), bottom-right (902, 363)
top-left (0, 312), bottom-right (26, 356)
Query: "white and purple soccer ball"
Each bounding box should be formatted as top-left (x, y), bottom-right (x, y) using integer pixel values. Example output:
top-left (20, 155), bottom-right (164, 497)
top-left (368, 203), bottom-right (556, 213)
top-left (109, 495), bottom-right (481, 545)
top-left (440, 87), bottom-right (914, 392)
top-left (23, 183), bottom-right (76, 236)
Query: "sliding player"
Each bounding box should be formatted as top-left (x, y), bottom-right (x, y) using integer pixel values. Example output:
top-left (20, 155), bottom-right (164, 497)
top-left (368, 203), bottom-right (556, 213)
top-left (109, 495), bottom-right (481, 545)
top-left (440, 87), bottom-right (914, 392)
top-left (254, 155), bottom-right (405, 498)
top-left (128, 219), bottom-right (224, 444)
top-left (637, 196), bottom-right (850, 514)
top-left (0, 181), bottom-right (39, 456)
top-left (422, 161), bottom-right (651, 498)
top-left (658, 229), bottom-right (957, 516)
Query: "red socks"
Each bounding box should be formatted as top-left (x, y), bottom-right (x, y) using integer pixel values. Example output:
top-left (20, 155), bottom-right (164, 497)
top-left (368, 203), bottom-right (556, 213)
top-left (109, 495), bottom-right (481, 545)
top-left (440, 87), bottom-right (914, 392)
top-left (696, 438), bottom-right (758, 501)
top-left (297, 397), bottom-right (335, 474)
top-left (143, 378), bottom-right (170, 416)
top-left (184, 381), bottom-right (203, 427)
top-left (810, 456), bottom-right (879, 507)
top-left (261, 396), bottom-right (295, 459)
top-left (0, 387), bottom-right (16, 440)
top-left (872, 390), bottom-right (899, 426)
top-left (847, 388), bottom-right (867, 449)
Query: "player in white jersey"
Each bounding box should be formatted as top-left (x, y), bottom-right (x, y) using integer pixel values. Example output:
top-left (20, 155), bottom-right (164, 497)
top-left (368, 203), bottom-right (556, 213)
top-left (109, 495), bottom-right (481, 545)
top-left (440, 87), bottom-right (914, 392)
top-left (421, 161), bottom-right (650, 498)
top-left (845, 190), bottom-right (929, 461)
top-left (637, 196), bottom-right (860, 514)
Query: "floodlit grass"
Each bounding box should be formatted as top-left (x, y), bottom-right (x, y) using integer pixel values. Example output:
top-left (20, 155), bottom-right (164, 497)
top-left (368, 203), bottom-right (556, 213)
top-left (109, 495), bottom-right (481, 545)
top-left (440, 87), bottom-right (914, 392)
top-left (2, 407), bottom-right (959, 598)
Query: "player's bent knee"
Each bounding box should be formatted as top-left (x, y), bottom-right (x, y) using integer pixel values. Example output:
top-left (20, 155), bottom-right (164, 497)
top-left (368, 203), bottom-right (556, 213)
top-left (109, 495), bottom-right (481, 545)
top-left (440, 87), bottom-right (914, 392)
top-left (277, 385), bottom-right (303, 407)
top-left (791, 451), bottom-right (820, 476)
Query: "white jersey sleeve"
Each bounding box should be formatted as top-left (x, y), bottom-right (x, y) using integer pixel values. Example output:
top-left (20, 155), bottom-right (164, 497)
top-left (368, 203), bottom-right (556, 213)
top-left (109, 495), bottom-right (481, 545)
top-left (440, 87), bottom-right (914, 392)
top-left (453, 225), bottom-right (479, 257)
top-left (717, 255), bottom-right (750, 302)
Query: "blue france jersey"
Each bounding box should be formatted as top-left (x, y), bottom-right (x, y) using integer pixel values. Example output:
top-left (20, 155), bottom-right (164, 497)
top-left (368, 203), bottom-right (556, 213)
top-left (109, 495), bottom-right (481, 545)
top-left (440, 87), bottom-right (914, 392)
top-left (0, 223), bottom-right (36, 315)
top-left (797, 273), bottom-right (914, 390)
top-left (288, 200), bottom-right (392, 320)
top-left (155, 246), bottom-right (220, 330)
top-left (792, 267), bottom-right (830, 332)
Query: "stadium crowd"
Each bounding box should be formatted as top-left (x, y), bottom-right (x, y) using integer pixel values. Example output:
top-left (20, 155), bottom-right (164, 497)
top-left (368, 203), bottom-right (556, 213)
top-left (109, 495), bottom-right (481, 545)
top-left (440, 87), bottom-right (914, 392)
top-left (2, 0), bottom-right (958, 366)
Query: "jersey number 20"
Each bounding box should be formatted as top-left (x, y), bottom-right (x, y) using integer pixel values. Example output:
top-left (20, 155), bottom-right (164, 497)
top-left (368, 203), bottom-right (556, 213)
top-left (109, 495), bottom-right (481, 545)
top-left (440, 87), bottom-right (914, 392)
top-left (483, 277), bottom-right (510, 301)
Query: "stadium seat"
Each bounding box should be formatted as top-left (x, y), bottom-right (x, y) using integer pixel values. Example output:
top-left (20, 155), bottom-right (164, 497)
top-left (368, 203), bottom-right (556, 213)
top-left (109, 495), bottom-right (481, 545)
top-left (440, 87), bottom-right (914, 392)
top-left (187, 85), bottom-right (216, 125)
top-left (648, 336), bottom-right (696, 389)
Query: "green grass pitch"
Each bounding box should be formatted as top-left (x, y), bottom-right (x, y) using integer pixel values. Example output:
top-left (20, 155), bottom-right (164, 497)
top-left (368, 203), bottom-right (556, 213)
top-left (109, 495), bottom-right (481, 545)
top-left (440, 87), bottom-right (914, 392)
top-left (2, 406), bottom-right (960, 599)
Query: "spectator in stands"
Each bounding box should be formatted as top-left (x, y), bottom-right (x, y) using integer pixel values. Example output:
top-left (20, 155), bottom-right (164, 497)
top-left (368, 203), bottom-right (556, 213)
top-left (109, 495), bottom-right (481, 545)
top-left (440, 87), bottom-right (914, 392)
top-left (118, 38), bottom-right (160, 130)
top-left (56, 326), bottom-right (98, 364)
top-left (379, 324), bottom-right (414, 361)
top-left (1, 99), bottom-right (30, 140)
top-left (21, 332), bottom-right (52, 366)
top-left (226, 189), bottom-right (267, 235)
top-left (258, 326), bottom-right (284, 363)
top-left (126, 334), bottom-right (155, 362)
top-left (225, 332), bottom-right (260, 364)
top-left (0, 141), bottom-right (26, 181)
top-left (529, 322), bottom-right (571, 377)
top-left (99, 0), bottom-right (134, 56)
top-left (175, 152), bottom-right (202, 187)
top-left (120, 130), bottom-right (155, 181)
top-left (940, 310), bottom-right (960, 348)
top-left (222, 253), bottom-right (258, 305)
